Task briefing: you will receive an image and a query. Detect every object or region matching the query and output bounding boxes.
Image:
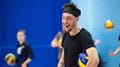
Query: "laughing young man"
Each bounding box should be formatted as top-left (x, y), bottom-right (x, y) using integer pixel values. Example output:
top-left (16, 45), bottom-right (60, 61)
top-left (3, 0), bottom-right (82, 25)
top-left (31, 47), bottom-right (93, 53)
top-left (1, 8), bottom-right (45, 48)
top-left (58, 3), bottom-right (99, 67)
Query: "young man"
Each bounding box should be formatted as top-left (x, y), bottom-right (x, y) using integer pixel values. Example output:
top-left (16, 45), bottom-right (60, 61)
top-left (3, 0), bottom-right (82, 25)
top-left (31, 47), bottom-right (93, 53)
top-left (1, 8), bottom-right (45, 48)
top-left (16, 29), bottom-right (34, 67)
top-left (58, 3), bottom-right (99, 67)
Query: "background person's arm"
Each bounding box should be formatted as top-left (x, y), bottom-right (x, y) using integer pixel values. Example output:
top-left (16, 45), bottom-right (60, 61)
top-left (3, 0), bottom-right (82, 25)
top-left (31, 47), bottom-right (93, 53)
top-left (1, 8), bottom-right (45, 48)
top-left (22, 58), bottom-right (32, 67)
top-left (51, 32), bottom-right (63, 48)
top-left (51, 38), bottom-right (59, 48)
top-left (57, 49), bottom-right (64, 67)
top-left (109, 47), bottom-right (120, 56)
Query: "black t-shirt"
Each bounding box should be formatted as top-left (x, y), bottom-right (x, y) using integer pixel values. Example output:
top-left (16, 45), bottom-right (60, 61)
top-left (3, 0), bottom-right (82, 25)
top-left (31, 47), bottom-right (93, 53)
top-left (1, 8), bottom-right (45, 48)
top-left (16, 42), bottom-right (34, 66)
top-left (62, 28), bottom-right (95, 67)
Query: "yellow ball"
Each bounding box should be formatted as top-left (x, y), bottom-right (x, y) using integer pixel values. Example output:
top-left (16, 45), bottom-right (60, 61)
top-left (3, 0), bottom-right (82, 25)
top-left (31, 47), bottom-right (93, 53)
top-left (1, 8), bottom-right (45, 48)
top-left (5, 53), bottom-right (16, 65)
top-left (78, 59), bottom-right (86, 67)
top-left (78, 53), bottom-right (89, 67)
top-left (104, 20), bottom-right (114, 29)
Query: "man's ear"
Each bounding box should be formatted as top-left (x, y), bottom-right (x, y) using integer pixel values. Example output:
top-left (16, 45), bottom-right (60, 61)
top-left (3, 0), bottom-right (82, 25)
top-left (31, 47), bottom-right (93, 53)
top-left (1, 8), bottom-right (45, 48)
top-left (75, 17), bottom-right (79, 22)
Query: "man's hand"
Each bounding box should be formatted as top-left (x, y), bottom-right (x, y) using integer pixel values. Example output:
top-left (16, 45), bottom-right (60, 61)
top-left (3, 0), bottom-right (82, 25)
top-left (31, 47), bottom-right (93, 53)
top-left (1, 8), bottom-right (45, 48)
top-left (22, 62), bottom-right (27, 67)
top-left (109, 51), bottom-right (115, 56)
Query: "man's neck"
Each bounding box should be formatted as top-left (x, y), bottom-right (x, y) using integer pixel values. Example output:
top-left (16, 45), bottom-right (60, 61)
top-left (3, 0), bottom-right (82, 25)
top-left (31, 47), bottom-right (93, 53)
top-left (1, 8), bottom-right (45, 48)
top-left (69, 26), bottom-right (80, 36)
top-left (19, 41), bottom-right (24, 45)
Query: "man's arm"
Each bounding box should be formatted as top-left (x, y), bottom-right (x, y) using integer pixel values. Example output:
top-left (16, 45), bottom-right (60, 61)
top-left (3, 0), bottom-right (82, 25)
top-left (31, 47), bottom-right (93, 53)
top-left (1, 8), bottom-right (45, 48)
top-left (86, 47), bottom-right (99, 67)
top-left (22, 45), bottom-right (34, 67)
top-left (22, 58), bottom-right (32, 67)
top-left (57, 49), bottom-right (64, 67)
top-left (51, 38), bottom-right (59, 48)
top-left (51, 32), bottom-right (63, 48)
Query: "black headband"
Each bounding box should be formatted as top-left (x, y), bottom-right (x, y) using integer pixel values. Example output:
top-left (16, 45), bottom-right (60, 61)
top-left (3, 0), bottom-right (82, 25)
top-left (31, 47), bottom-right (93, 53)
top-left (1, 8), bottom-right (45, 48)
top-left (63, 7), bottom-right (81, 17)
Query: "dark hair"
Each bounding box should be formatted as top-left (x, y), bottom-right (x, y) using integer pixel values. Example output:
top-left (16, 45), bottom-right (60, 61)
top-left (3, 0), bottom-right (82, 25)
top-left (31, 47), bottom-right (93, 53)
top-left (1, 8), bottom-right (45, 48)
top-left (63, 3), bottom-right (81, 17)
top-left (17, 29), bottom-right (26, 35)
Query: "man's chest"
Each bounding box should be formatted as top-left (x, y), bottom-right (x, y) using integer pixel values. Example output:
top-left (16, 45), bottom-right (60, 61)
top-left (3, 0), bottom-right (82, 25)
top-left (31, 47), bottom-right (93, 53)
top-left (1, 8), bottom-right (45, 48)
top-left (63, 37), bottom-right (82, 52)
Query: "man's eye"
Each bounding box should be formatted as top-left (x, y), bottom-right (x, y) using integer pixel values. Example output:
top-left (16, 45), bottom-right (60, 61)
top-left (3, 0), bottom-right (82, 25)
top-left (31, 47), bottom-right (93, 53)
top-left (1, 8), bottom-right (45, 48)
top-left (67, 17), bottom-right (71, 20)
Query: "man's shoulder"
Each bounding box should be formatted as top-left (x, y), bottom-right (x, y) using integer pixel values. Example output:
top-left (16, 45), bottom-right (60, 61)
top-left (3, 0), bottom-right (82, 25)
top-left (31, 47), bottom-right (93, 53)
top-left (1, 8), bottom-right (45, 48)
top-left (24, 43), bottom-right (31, 48)
top-left (63, 32), bottom-right (68, 37)
top-left (79, 28), bottom-right (91, 36)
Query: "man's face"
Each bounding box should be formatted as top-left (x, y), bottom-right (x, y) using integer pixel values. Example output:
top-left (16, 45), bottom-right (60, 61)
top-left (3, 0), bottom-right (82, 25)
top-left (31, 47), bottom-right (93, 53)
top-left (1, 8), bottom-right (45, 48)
top-left (62, 13), bottom-right (77, 32)
top-left (17, 32), bottom-right (25, 43)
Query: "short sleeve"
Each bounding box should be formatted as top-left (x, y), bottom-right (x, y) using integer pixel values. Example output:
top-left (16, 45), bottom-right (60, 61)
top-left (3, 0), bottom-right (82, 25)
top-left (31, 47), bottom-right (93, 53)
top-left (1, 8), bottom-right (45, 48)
top-left (26, 45), bottom-right (34, 59)
top-left (81, 31), bottom-right (95, 51)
